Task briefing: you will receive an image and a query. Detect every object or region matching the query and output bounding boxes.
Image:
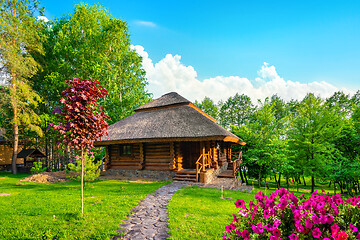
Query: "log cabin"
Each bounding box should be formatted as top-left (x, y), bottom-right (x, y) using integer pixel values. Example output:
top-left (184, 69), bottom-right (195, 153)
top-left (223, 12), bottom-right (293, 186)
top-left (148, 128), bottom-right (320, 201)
top-left (95, 92), bottom-right (245, 183)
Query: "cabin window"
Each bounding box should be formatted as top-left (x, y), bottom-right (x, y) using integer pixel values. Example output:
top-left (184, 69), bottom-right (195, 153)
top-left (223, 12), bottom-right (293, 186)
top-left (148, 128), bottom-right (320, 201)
top-left (120, 145), bottom-right (132, 155)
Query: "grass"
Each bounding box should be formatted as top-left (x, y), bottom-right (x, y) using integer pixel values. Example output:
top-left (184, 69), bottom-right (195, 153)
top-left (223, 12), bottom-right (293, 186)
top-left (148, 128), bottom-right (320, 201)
top-left (0, 172), bottom-right (168, 240)
top-left (168, 176), bottom-right (354, 240)
top-left (168, 186), bottom-right (255, 240)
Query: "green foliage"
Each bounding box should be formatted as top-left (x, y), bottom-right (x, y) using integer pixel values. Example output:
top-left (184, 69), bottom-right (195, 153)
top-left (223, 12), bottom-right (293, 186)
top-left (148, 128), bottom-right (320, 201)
top-left (30, 161), bottom-right (47, 174)
top-left (33, 3), bottom-right (151, 124)
top-left (219, 93), bottom-right (255, 128)
top-left (194, 96), bottom-right (219, 120)
top-left (68, 154), bottom-right (101, 182)
top-left (0, 0), bottom-right (45, 138)
top-left (288, 93), bottom-right (345, 191)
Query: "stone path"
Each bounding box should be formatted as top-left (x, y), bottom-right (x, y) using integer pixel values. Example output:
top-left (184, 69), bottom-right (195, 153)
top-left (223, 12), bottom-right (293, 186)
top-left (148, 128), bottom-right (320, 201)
top-left (112, 181), bottom-right (192, 240)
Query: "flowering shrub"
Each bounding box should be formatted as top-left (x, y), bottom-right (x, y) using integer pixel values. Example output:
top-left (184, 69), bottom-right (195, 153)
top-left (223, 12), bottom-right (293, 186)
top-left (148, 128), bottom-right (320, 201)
top-left (224, 189), bottom-right (360, 240)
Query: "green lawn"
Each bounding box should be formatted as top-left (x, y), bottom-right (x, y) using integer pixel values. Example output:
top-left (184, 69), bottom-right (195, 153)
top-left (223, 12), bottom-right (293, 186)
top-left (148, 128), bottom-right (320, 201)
top-left (0, 172), bottom-right (167, 240)
top-left (168, 186), bottom-right (255, 240)
top-left (168, 177), bottom-right (354, 240)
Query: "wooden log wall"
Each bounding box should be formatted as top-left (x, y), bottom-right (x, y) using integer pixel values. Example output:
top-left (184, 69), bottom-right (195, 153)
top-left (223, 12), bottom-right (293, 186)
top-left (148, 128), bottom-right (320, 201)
top-left (175, 142), bottom-right (183, 170)
top-left (144, 142), bottom-right (173, 171)
top-left (108, 144), bottom-right (141, 170)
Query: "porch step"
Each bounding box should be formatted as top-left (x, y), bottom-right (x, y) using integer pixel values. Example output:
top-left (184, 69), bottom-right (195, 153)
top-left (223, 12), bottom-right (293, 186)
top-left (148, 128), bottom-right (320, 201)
top-left (218, 170), bottom-right (234, 178)
top-left (173, 177), bottom-right (197, 182)
top-left (174, 169), bottom-right (197, 182)
top-left (227, 162), bottom-right (234, 170)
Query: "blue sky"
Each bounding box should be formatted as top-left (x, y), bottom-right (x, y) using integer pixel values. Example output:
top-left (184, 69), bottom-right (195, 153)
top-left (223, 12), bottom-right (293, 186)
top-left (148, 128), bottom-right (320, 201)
top-left (42, 0), bottom-right (360, 101)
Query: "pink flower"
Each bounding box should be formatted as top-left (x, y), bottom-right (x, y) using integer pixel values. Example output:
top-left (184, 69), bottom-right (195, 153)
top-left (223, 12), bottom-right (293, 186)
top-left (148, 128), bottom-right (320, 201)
top-left (295, 223), bottom-right (304, 233)
top-left (305, 218), bottom-right (313, 229)
top-left (349, 224), bottom-right (358, 232)
top-left (242, 230), bottom-right (250, 239)
top-left (235, 199), bottom-right (245, 209)
top-left (331, 223), bottom-right (340, 235)
top-left (312, 227), bottom-right (322, 239)
top-left (326, 214), bottom-right (334, 224)
top-left (273, 228), bottom-right (281, 237)
top-left (273, 218), bottom-right (281, 229)
top-left (225, 223), bottom-right (237, 232)
top-left (289, 233), bottom-right (299, 240)
top-left (257, 222), bottom-right (264, 234)
top-left (312, 214), bottom-right (320, 225)
top-left (265, 224), bottom-right (274, 231)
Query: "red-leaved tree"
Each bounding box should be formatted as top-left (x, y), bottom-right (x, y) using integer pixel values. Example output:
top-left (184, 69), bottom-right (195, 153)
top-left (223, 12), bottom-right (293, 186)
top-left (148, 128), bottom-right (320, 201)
top-left (53, 78), bottom-right (109, 214)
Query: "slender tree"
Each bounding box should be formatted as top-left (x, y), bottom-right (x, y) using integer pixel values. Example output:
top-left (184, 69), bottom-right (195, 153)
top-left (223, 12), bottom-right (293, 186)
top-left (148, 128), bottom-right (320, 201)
top-left (0, 0), bottom-right (45, 174)
top-left (54, 78), bottom-right (108, 215)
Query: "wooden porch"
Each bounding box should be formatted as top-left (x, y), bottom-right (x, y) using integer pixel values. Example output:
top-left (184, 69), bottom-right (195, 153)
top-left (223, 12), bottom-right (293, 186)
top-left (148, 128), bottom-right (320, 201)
top-left (174, 149), bottom-right (243, 183)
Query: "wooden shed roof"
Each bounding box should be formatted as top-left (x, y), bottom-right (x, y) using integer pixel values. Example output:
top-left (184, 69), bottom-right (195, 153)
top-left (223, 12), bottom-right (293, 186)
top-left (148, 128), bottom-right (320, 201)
top-left (17, 149), bottom-right (46, 159)
top-left (0, 128), bottom-right (5, 143)
top-left (96, 92), bottom-right (245, 146)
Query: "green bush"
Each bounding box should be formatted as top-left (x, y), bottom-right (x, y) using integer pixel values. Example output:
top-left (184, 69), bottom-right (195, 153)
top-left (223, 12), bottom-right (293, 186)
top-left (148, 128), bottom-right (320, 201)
top-left (67, 154), bottom-right (101, 182)
top-left (30, 162), bottom-right (47, 174)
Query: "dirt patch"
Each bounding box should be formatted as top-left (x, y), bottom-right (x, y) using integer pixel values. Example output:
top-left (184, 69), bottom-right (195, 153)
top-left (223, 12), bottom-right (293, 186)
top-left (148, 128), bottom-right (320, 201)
top-left (0, 177), bottom-right (6, 180)
top-left (22, 171), bottom-right (67, 183)
top-left (0, 193), bottom-right (10, 196)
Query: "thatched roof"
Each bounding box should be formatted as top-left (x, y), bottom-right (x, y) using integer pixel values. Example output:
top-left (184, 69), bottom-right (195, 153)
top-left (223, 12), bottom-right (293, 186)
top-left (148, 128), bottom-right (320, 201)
top-left (97, 92), bottom-right (245, 145)
top-left (135, 92), bottom-right (190, 111)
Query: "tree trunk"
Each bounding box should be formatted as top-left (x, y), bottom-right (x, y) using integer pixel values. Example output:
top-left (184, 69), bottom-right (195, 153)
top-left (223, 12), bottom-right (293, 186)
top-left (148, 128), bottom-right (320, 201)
top-left (328, 181), bottom-right (332, 188)
top-left (286, 176), bottom-right (289, 190)
top-left (239, 166), bottom-right (245, 184)
top-left (81, 148), bottom-right (84, 215)
top-left (274, 174), bottom-right (278, 185)
top-left (10, 0), bottom-right (18, 175)
top-left (277, 173), bottom-right (281, 188)
top-left (243, 169), bottom-right (248, 185)
top-left (303, 176), bottom-right (306, 186)
top-left (311, 175), bottom-right (315, 193)
top-left (258, 168), bottom-right (261, 188)
top-left (11, 73), bottom-right (18, 174)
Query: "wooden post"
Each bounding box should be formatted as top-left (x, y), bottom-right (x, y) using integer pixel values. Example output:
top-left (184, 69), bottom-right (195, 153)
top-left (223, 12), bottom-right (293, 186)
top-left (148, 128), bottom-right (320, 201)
top-left (169, 142), bottom-right (175, 170)
top-left (105, 146), bottom-right (109, 170)
top-left (139, 143), bottom-right (144, 169)
top-left (202, 142), bottom-right (205, 171)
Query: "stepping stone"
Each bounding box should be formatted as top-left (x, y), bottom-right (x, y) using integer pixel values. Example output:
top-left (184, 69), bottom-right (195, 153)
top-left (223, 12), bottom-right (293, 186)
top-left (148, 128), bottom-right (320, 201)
top-left (112, 181), bottom-right (191, 239)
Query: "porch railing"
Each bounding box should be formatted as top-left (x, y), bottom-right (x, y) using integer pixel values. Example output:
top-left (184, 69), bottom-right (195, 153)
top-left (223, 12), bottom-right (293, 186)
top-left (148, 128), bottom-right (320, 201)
top-left (195, 153), bottom-right (212, 182)
top-left (230, 151), bottom-right (242, 177)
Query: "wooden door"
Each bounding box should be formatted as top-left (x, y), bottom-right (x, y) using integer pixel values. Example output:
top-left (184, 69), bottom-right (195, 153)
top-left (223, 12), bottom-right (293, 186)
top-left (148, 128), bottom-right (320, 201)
top-left (181, 142), bottom-right (200, 169)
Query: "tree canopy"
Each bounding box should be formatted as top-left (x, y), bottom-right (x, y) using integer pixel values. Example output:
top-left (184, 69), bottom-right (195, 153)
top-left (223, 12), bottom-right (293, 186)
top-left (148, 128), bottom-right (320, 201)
top-left (33, 3), bottom-right (151, 124)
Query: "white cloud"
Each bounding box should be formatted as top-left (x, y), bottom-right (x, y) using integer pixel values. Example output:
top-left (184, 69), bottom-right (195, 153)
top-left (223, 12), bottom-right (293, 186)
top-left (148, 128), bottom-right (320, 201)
top-left (37, 16), bottom-right (49, 22)
top-left (132, 45), bottom-right (353, 103)
top-left (134, 20), bottom-right (157, 28)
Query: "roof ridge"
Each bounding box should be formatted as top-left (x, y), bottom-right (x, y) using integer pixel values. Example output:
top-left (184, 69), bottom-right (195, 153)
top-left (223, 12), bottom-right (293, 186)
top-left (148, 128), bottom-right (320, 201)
top-left (135, 92), bottom-right (190, 111)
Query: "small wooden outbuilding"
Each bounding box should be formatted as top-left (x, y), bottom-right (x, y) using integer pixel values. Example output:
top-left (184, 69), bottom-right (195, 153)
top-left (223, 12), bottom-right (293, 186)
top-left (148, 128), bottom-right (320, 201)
top-left (95, 92), bottom-right (245, 182)
top-left (17, 149), bottom-right (46, 171)
top-left (0, 128), bottom-right (24, 170)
